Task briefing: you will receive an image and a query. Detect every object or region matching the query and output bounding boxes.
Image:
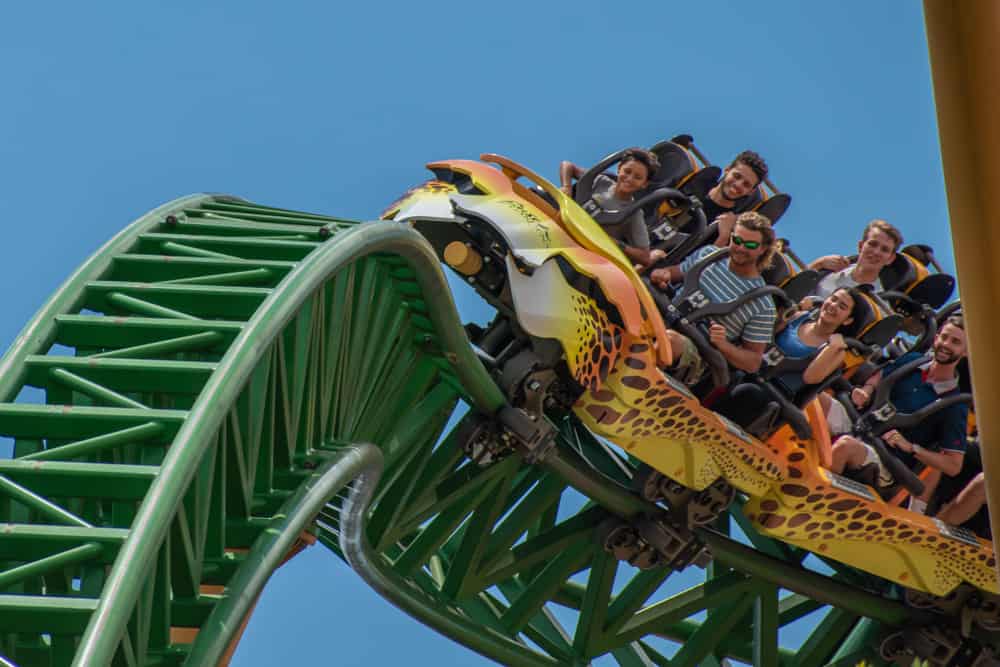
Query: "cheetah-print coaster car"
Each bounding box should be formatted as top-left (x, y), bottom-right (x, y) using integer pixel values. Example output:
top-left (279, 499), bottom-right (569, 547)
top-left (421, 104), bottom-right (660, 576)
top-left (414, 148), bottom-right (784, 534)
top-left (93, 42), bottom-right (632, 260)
top-left (386, 154), bottom-right (998, 598)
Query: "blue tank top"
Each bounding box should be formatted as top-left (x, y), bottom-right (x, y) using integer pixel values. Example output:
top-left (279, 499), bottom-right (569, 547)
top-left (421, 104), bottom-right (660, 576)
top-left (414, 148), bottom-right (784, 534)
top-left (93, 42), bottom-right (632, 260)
top-left (775, 313), bottom-right (819, 359)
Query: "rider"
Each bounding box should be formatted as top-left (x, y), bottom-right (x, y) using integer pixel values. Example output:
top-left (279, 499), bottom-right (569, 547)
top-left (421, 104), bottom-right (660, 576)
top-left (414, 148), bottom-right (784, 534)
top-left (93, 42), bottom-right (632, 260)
top-left (654, 149), bottom-right (770, 247)
top-left (559, 148), bottom-right (664, 266)
top-left (829, 314), bottom-right (969, 486)
top-left (687, 149), bottom-right (770, 226)
top-left (928, 425), bottom-right (989, 536)
top-left (935, 471), bottom-right (988, 534)
top-left (649, 211), bottom-right (777, 384)
top-left (713, 287), bottom-right (861, 429)
top-left (807, 219), bottom-right (903, 298)
top-left (770, 287), bottom-right (862, 387)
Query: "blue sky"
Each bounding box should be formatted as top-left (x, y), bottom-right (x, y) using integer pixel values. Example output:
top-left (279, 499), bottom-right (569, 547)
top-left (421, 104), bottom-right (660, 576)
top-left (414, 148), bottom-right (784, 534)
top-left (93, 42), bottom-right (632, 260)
top-left (0, 2), bottom-right (952, 664)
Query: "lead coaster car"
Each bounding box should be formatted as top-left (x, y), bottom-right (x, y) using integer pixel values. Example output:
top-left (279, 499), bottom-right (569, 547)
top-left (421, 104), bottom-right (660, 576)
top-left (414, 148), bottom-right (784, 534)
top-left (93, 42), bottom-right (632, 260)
top-left (381, 154), bottom-right (999, 607)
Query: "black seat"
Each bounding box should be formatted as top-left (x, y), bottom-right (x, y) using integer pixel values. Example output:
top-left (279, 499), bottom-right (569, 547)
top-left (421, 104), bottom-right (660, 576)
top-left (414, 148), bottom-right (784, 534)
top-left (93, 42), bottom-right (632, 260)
top-left (844, 288), bottom-right (903, 348)
top-left (714, 184), bottom-right (790, 226)
top-left (879, 245), bottom-right (956, 309)
top-left (880, 290), bottom-right (939, 355)
top-left (934, 301), bottom-right (972, 394)
top-left (642, 134), bottom-right (792, 264)
top-left (754, 192), bottom-right (792, 226)
top-left (648, 167), bottom-right (721, 236)
top-left (814, 290), bottom-right (903, 409)
top-left (647, 139), bottom-right (699, 187)
top-left (762, 251), bottom-right (821, 305)
top-left (666, 133), bottom-right (792, 224)
top-left (723, 302), bottom-right (877, 441)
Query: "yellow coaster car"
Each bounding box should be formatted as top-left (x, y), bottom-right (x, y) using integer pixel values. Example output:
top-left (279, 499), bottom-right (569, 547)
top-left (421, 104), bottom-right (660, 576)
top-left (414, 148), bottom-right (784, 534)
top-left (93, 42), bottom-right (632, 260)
top-left (382, 155), bottom-right (998, 603)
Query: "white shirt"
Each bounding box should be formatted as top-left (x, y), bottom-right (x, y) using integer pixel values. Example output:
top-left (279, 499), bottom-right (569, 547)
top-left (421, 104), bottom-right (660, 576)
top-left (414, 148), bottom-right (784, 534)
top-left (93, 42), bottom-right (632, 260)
top-left (814, 264), bottom-right (882, 298)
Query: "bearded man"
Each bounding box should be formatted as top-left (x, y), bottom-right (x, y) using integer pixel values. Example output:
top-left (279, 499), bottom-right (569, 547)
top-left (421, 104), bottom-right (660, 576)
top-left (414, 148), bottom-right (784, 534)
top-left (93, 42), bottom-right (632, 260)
top-left (830, 315), bottom-right (969, 485)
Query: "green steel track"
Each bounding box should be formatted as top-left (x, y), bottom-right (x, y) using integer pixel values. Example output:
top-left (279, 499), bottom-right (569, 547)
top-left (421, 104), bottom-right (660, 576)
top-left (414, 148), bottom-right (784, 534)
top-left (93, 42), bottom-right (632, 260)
top-left (0, 195), bottom-right (913, 666)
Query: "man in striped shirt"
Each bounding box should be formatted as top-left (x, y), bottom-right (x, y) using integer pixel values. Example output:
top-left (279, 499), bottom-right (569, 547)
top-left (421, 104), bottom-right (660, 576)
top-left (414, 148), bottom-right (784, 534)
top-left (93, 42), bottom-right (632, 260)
top-left (649, 211), bottom-right (778, 384)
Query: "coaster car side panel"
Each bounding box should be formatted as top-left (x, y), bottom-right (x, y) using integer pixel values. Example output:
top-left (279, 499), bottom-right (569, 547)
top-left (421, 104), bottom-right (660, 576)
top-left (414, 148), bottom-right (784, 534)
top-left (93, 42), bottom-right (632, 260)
top-left (388, 163), bottom-right (654, 388)
top-left (743, 412), bottom-right (998, 595)
top-left (480, 153), bottom-right (672, 366)
top-left (505, 256), bottom-right (624, 391)
top-left (449, 193), bottom-right (644, 333)
top-left (412, 159), bottom-right (653, 341)
top-left (574, 349), bottom-right (788, 497)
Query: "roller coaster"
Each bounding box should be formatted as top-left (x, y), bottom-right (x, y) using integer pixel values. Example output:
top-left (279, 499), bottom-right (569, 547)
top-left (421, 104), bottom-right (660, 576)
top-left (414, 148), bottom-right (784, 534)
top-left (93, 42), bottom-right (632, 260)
top-left (1, 5), bottom-right (999, 666)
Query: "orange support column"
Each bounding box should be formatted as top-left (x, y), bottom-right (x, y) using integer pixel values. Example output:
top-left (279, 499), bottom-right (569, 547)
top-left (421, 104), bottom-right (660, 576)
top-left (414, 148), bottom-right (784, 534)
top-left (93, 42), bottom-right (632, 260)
top-left (924, 0), bottom-right (1000, 562)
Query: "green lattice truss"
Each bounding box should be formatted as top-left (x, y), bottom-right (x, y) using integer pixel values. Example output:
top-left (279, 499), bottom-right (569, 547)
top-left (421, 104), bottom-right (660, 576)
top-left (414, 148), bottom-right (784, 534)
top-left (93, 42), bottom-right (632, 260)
top-left (0, 195), bottom-right (907, 666)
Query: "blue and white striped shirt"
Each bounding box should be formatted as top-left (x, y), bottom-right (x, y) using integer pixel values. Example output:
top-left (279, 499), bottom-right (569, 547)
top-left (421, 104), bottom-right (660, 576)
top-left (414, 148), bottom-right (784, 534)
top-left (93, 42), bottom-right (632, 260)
top-left (679, 246), bottom-right (776, 345)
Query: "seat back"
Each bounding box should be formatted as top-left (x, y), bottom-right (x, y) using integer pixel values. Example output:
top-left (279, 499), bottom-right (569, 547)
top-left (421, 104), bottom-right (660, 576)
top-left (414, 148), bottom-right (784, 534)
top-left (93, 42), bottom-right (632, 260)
top-left (753, 192), bottom-right (792, 225)
top-left (840, 289), bottom-right (902, 347)
top-left (762, 252), bottom-right (821, 304)
top-left (648, 140), bottom-right (699, 187)
top-left (654, 166), bottom-right (721, 225)
top-left (880, 245), bottom-right (956, 309)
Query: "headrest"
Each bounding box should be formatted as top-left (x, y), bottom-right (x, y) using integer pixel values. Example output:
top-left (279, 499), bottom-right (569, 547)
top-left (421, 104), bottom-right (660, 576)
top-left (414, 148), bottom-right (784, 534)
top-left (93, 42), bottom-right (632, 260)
top-left (881, 248), bottom-right (955, 308)
top-left (934, 302), bottom-right (970, 392)
top-left (754, 193), bottom-right (792, 225)
top-left (648, 140), bottom-right (698, 186)
top-left (841, 289), bottom-right (901, 345)
top-left (907, 274), bottom-right (956, 309)
top-left (901, 244), bottom-right (936, 265)
top-left (880, 252), bottom-right (920, 292)
top-left (936, 301), bottom-right (962, 324)
top-left (679, 166), bottom-right (722, 200)
top-left (734, 187), bottom-right (763, 214)
top-left (779, 270), bottom-right (821, 303)
top-left (761, 253), bottom-right (794, 287)
top-left (957, 358), bottom-right (973, 395)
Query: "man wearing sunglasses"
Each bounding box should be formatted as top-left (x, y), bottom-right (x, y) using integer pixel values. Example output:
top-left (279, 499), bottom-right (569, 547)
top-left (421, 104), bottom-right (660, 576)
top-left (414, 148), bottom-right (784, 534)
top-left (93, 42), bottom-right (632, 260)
top-left (649, 212), bottom-right (778, 384)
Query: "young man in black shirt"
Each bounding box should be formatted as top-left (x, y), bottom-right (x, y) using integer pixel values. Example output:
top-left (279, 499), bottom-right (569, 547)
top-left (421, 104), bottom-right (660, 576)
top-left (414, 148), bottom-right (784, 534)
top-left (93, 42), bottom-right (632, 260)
top-left (688, 149), bottom-right (769, 227)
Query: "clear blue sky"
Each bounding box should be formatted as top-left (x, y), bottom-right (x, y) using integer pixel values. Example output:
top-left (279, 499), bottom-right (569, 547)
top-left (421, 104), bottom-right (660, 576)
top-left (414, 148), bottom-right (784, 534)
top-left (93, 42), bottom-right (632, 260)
top-left (0, 2), bottom-right (952, 665)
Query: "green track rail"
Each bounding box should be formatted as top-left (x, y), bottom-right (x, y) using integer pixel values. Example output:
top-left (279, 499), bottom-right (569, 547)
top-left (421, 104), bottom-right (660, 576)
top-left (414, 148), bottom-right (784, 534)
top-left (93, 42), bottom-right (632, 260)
top-left (0, 195), bottom-right (910, 666)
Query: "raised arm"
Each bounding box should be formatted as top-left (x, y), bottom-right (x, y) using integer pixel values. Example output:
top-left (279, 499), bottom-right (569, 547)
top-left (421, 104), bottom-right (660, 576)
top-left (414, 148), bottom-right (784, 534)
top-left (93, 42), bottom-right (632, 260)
top-left (808, 254), bottom-right (850, 272)
top-left (802, 333), bottom-right (848, 385)
top-left (714, 212), bottom-right (737, 247)
top-left (559, 161), bottom-right (585, 195)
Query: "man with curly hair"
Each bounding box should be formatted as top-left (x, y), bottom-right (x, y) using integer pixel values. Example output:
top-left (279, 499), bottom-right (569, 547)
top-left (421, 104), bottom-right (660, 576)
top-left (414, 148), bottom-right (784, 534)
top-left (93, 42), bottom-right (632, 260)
top-left (697, 150), bottom-right (769, 225)
top-left (649, 211), bottom-right (778, 384)
top-left (659, 149), bottom-right (770, 248)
